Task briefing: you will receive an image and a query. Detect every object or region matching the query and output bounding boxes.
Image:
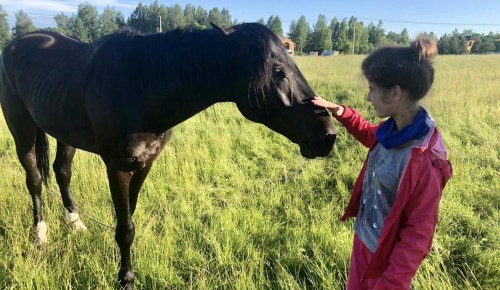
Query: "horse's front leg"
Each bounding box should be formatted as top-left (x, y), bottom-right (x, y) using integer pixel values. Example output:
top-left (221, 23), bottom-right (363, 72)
top-left (129, 164), bottom-right (152, 216)
top-left (106, 165), bottom-right (135, 289)
top-left (53, 141), bottom-right (87, 231)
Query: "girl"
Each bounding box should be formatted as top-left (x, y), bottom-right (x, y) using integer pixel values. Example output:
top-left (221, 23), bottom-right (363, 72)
top-left (312, 36), bottom-right (453, 289)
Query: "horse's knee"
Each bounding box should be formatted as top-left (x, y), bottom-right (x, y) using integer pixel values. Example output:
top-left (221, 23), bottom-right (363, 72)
top-left (115, 220), bottom-right (135, 247)
top-left (53, 162), bottom-right (71, 181)
top-left (26, 171), bottom-right (42, 190)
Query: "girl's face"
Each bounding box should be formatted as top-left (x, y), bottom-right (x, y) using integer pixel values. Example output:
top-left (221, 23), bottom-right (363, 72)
top-left (366, 81), bottom-right (396, 118)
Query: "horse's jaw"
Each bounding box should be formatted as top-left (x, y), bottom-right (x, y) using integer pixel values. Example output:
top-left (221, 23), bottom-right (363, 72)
top-left (298, 133), bottom-right (337, 159)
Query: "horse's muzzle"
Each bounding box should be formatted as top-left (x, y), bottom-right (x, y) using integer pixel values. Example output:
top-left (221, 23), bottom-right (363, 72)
top-left (299, 133), bottom-right (336, 159)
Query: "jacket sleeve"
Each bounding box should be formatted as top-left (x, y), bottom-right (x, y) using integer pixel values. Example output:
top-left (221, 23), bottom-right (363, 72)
top-left (334, 105), bottom-right (379, 148)
top-left (372, 157), bottom-right (444, 290)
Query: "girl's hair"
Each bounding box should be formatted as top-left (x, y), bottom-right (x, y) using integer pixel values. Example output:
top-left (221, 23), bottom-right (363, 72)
top-left (362, 35), bottom-right (438, 101)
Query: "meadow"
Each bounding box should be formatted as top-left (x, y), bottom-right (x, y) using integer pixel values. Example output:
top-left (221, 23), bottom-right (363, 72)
top-left (0, 55), bottom-right (498, 289)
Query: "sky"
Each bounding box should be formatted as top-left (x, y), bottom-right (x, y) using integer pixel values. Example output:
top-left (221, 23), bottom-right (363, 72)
top-left (2, 0), bottom-right (500, 38)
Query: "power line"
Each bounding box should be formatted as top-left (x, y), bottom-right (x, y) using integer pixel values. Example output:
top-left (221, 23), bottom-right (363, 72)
top-left (280, 17), bottom-right (500, 27)
top-left (356, 17), bottom-right (500, 26)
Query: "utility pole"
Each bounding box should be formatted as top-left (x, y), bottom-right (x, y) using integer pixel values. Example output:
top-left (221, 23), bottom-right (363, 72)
top-left (352, 19), bottom-right (356, 54)
top-left (159, 15), bottom-right (162, 32)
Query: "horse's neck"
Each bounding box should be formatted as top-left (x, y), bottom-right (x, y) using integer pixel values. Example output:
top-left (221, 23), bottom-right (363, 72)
top-left (140, 68), bottom-right (231, 133)
top-left (108, 33), bottom-right (235, 133)
top-left (142, 90), bottom-right (225, 133)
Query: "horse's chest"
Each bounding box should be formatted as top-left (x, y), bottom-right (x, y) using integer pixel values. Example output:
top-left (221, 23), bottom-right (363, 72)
top-left (118, 132), bottom-right (171, 170)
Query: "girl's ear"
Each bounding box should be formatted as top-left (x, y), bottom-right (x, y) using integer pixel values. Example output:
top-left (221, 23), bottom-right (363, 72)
top-left (392, 85), bottom-right (403, 102)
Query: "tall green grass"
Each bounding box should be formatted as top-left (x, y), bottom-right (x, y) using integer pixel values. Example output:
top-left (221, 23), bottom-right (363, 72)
top-left (0, 55), bottom-right (498, 289)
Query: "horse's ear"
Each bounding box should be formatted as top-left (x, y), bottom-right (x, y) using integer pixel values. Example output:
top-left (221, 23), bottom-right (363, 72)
top-left (211, 22), bottom-right (232, 35)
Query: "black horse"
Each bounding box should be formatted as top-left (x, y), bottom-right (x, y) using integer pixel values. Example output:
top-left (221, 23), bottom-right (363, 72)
top-left (0, 23), bottom-right (336, 289)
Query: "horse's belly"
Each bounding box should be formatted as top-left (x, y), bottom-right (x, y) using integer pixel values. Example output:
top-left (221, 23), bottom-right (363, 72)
top-left (29, 104), bottom-right (97, 152)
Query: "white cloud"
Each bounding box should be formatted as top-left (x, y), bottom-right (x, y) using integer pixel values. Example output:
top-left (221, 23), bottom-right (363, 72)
top-left (2, 0), bottom-right (139, 27)
top-left (2, 0), bottom-right (138, 15)
top-left (2, 0), bottom-right (76, 13)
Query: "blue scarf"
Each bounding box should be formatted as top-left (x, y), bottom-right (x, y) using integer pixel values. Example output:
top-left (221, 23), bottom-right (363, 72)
top-left (376, 108), bottom-right (430, 149)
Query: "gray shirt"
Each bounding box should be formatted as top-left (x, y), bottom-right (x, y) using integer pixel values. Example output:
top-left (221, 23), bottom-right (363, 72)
top-left (354, 142), bottom-right (414, 253)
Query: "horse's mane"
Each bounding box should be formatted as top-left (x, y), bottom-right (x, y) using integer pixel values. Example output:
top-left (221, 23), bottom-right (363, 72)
top-left (86, 23), bottom-right (282, 107)
top-left (87, 26), bottom-right (232, 96)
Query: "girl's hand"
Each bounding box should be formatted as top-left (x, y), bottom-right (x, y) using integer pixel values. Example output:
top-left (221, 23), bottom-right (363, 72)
top-left (311, 96), bottom-right (345, 117)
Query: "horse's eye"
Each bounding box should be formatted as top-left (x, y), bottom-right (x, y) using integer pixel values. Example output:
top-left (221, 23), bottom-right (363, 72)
top-left (273, 67), bottom-right (285, 79)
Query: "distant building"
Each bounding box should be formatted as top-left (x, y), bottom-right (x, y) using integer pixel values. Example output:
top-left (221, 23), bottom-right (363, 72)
top-left (278, 36), bottom-right (296, 55)
top-left (465, 35), bottom-right (476, 54)
top-left (321, 50), bottom-right (339, 56)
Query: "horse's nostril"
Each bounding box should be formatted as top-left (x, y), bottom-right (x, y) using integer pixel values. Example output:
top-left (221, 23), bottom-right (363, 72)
top-left (126, 156), bottom-right (137, 163)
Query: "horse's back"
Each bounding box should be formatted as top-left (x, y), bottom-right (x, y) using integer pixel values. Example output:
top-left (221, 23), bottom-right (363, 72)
top-left (0, 31), bottom-right (96, 150)
top-left (2, 31), bottom-right (88, 95)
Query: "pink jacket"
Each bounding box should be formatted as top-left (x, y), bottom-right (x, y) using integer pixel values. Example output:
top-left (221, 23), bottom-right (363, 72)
top-left (336, 106), bottom-right (453, 289)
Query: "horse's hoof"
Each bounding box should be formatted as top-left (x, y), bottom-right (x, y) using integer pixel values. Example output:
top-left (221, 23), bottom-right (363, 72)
top-left (34, 221), bottom-right (48, 247)
top-left (118, 269), bottom-right (135, 289)
top-left (65, 209), bottom-right (88, 232)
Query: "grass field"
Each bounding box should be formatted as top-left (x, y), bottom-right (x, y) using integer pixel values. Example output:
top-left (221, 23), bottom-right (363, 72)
top-left (0, 55), bottom-right (499, 289)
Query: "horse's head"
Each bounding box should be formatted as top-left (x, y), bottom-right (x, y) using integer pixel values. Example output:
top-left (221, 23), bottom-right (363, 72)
top-left (214, 23), bottom-right (336, 158)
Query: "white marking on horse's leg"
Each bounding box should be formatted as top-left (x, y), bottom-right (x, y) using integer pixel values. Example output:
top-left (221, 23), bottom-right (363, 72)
top-left (34, 221), bottom-right (48, 247)
top-left (65, 208), bottom-right (87, 232)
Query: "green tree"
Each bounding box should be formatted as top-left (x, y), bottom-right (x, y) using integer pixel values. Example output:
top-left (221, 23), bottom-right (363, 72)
top-left (99, 6), bottom-right (120, 36)
top-left (336, 18), bottom-right (350, 53)
top-left (71, 3), bottom-right (99, 42)
top-left (128, 2), bottom-right (152, 33)
top-left (386, 31), bottom-right (399, 45)
top-left (400, 28), bottom-right (410, 45)
top-left (347, 17), bottom-right (358, 53)
top-left (0, 5), bottom-right (11, 48)
top-left (462, 29), bottom-right (474, 37)
top-left (417, 31), bottom-right (437, 39)
top-left (288, 16), bottom-right (309, 54)
top-left (438, 33), bottom-right (467, 54)
top-left (385, 29), bottom-right (411, 46)
top-left (308, 14), bottom-right (332, 53)
top-left (165, 4), bottom-right (185, 31)
top-left (149, 1), bottom-right (167, 32)
top-left (494, 35), bottom-right (500, 53)
top-left (471, 33), bottom-right (497, 54)
top-left (194, 6), bottom-right (208, 29)
top-left (12, 10), bottom-right (36, 38)
top-left (355, 22), bottom-right (372, 54)
top-left (368, 20), bottom-right (385, 47)
top-left (330, 17), bottom-right (339, 50)
top-left (54, 12), bottom-right (72, 35)
top-left (266, 15), bottom-right (283, 36)
top-left (183, 4), bottom-right (196, 28)
top-left (115, 11), bottom-right (126, 28)
top-left (220, 8), bottom-right (233, 27)
top-left (208, 8), bottom-right (223, 27)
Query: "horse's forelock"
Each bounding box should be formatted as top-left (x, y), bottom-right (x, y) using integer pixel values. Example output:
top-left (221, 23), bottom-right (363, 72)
top-left (233, 24), bottom-right (278, 107)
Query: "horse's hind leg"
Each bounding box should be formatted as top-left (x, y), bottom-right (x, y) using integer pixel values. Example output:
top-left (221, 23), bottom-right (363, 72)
top-left (53, 141), bottom-right (87, 231)
top-left (2, 88), bottom-right (49, 245)
top-left (8, 121), bottom-right (47, 246)
top-left (18, 137), bottom-right (48, 246)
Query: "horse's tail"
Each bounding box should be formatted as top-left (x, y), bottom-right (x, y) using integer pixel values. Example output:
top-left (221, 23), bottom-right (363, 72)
top-left (35, 129), bottom-right (50, 185)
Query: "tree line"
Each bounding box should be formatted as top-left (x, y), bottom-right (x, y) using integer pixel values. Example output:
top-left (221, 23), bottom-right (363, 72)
top-left (1, 2), bottom-right (499, 55)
